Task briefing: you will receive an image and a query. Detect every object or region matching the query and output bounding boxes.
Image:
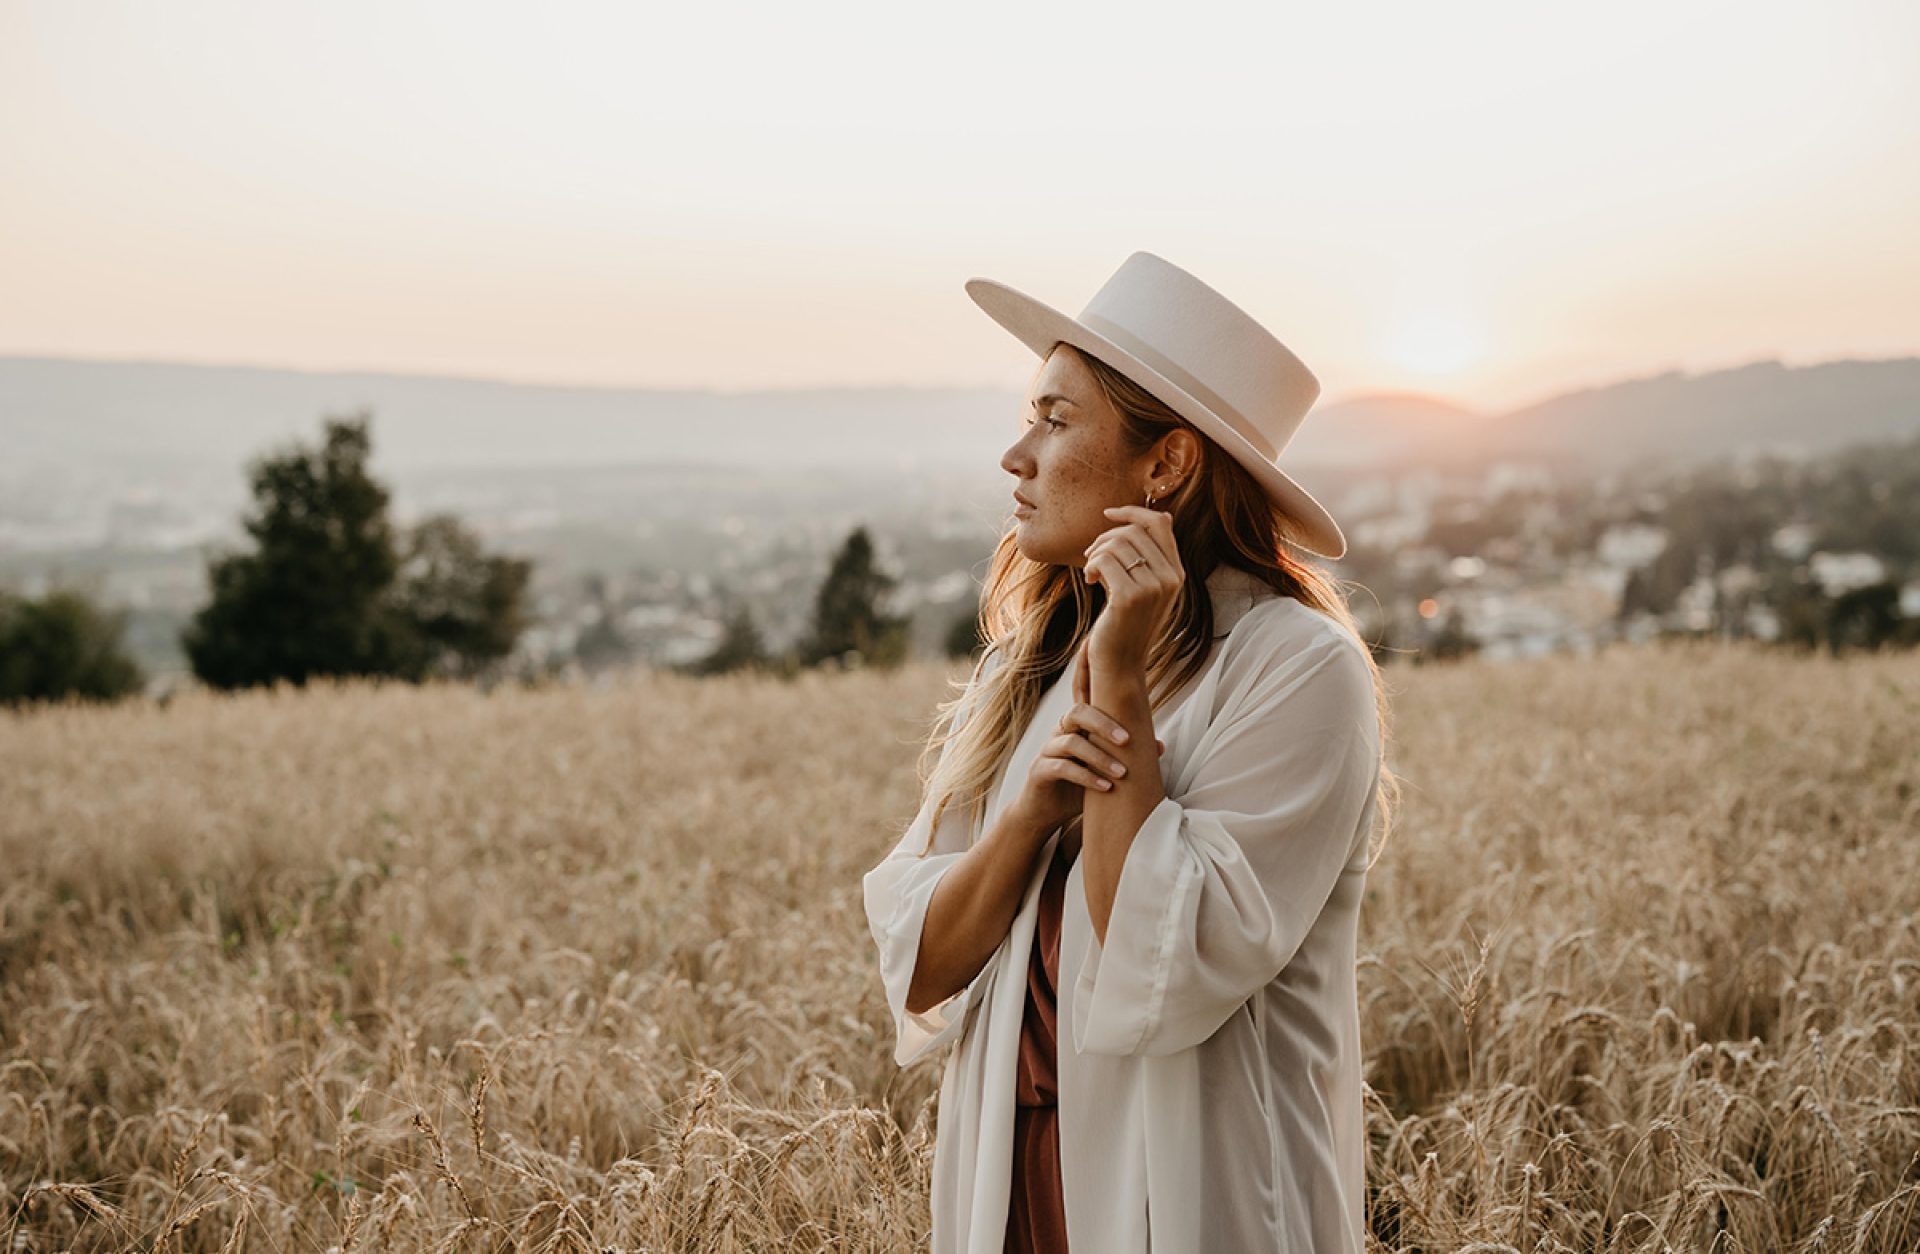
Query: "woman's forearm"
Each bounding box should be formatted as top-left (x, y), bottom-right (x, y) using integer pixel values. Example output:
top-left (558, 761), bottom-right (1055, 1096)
top-left (905, 806), bottom-right (1052, 1015)
top-left (1079, 663), bottom-right (1166, 946)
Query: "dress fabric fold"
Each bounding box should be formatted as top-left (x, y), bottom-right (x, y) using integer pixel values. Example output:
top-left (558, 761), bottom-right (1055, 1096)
top-left (1005, 832), bottom-right (1076, 1254)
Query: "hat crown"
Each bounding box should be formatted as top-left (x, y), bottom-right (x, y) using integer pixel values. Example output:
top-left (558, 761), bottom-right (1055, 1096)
top-left (962, 250), bottom-right (1347, 558)
top-left (1074, 252), bottom-right (1320, 460)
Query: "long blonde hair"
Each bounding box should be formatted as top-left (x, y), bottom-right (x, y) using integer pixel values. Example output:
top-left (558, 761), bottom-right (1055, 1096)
top-left (915, 343), bottom-right (1401, 865)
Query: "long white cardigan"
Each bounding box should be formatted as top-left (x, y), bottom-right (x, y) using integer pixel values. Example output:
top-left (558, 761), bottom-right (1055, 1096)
top-left (863, 566), bottom-right (1383, 1253)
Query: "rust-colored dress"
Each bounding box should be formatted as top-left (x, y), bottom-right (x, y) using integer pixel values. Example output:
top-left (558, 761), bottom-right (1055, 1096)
top-left (1005, 831), bottom-right (1076, 1253)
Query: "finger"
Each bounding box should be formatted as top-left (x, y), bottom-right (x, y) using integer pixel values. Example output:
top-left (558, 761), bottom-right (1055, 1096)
top-left (1083, 528), bottom-right (1150, 569)
top-left (1107, 534), bottom-right (1154, 576)
top-left (1062, 729), bottom-right (1128, 764)
top-left (1082, 523), bottom-right (1138, 567)
top-left (1074, 641), bottom-right (1090, 706)
top-left (1091, 546), bottom-right (1148, 598)
top-left (1101, 504), bottom-right (1179, 565)
top-left (1141, 511), bottom-right (1178, 564)
top-left (1050, 725), bottom-right (1125, 767)
top-left (1051, 733), bottom-right (1128, 780)
top-left (1063, 701), bottom-right (1129, 747)
top-left (1121, 522), bottom-right (1167, 568)
top-left (1044, 757), bottom-right (1115, 791)
top-left (1086, 549), bottom-right (1142, 595)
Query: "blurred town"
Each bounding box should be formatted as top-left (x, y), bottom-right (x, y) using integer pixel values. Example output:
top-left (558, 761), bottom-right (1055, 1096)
top-left (4, 354), bottom-right (1918, 696)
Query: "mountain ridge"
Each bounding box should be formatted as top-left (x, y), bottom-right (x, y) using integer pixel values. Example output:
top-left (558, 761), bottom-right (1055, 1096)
top-left (3, 351), bottom-right (1915, 477)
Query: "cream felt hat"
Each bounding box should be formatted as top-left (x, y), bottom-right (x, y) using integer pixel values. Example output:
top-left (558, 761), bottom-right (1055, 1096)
top-left (966, 250), bottom-right (1346, 560)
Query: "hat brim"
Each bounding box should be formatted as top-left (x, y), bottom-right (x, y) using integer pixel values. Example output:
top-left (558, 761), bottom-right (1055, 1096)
top-left (965, 277), bottom-right (1347, 561)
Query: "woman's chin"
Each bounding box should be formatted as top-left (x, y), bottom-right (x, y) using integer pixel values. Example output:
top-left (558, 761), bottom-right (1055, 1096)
top-left (1012, 526), bottom-right (1082, 570)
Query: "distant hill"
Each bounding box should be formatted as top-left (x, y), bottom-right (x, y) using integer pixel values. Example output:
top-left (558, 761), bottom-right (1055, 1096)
top-left (2, 351), bottom-right (1915, 478)
top-left (1480, 356), bottom-right (1920, 475)
top-left (0, 356), bottom-right (1021, 475)
top-left (1289, 392), bottom-right (1492, 468)
top-left (1316, 356), bottom-right (1920, 475)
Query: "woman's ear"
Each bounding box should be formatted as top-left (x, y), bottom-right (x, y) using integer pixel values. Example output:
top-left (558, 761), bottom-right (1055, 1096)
top-left (1153, 428), bottom-right (1202, 481)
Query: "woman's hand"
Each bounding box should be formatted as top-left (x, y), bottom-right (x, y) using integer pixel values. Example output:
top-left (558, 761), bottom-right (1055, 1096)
top-left (1083, 504), bottom-right (1186, 676)
top-left (1005, 645), bottom-right (1164, 839)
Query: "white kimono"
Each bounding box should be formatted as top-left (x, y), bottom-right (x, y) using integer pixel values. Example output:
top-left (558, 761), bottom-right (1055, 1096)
top-left (863, 565), bottom-right (1382, 1254)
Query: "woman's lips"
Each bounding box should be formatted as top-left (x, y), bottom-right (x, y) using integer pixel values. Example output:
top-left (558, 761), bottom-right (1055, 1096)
top-left (1014, 499), bottom-right (1035, 516)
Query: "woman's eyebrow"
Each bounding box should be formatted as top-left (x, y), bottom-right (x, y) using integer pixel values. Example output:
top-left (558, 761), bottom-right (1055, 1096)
top-left (1029, 393), bottom-right (1078, 410)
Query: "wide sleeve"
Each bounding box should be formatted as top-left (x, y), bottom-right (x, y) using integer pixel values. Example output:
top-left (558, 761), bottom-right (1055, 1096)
top-left (1071, 631), bottom-right (1381, 1059)
top-left (861, 654), bottom-right (1007, 1068)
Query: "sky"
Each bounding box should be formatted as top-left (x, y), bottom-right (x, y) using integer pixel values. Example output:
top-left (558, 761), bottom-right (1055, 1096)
top-left (2, 0), bottom-right (1916, 413)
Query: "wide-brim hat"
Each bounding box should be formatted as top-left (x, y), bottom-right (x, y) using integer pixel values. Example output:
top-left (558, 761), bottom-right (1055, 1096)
top-left (966, 250), bottom-right (1346, 560)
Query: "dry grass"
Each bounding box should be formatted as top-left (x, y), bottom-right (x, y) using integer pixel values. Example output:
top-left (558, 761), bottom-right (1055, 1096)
top-left (2, 639), bottom-right (1916, 1252)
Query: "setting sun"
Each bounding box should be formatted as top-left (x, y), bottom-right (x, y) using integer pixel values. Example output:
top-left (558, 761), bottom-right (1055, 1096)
top-left (1384, 309), bottom-right (1489, 382)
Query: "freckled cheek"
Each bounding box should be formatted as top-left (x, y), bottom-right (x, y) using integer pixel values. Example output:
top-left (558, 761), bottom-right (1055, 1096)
top-left (1048, 461), bottom-right (1114, 515)
top-left (1042, 442), bottom-right (1103, 486)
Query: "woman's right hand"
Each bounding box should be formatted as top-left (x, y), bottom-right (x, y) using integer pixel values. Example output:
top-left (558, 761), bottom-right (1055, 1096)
top-left (1006, 645), bottom-right (1164, 839)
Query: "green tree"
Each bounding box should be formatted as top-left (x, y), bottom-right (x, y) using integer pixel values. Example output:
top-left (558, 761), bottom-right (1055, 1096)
top-left (573, 613), bottom-right (633, 673)
top-left (1774, 578), bottom-right (1830, 653)
top-left (687, 602), bottom-right (772, 676)
top-left (184, 412), bottom-right (530, 689)
top-left (572, 574), bottom-right (634, 673)
top-left (798, 526), bottom-right (911, 669)
top-left (0, 587), bottom-right (146, 706)
top-left (389, 514), bottom-right (532, 679)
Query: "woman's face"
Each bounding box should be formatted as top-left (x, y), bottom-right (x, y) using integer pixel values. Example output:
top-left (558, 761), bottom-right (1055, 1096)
top-left (1000, 345), bottom-right (1152, 569)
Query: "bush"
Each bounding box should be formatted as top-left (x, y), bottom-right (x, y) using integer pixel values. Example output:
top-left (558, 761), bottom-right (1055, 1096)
top-left (0, 586), bottom-right (146, 706)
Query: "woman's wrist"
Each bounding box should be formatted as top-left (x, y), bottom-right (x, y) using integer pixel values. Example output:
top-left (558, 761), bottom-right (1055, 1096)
top-left (990, 799), bottom-right (1055, 857)
top-left (1088, 661), bottom-right (1153, 723)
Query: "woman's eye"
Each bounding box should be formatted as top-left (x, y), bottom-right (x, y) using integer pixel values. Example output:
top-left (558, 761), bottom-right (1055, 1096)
top-left (1025, 413), bottom-right (1064, 429)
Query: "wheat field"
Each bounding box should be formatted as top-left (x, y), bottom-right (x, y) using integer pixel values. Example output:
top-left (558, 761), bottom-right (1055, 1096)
top-left (2, 640), bottom-right (1917, 1252)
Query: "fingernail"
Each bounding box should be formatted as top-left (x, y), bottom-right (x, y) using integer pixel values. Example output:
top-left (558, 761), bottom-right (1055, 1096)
top-left (1114, 729), bottom-right (1129, 743)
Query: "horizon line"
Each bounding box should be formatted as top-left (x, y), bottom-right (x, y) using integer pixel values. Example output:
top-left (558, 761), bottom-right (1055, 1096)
top-left (2, 345), bottom-right (1915, 418)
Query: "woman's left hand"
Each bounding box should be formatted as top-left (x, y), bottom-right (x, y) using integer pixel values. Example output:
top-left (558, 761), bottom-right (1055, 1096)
top-left (1083, 504), bottom-right (1186, 675)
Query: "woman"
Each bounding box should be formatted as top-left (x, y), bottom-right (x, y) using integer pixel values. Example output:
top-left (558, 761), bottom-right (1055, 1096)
top-left (863, 252), bottom-right (1399, 1254)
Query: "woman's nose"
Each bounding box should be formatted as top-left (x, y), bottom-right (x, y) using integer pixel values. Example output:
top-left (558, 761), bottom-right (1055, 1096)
top-left (1001, 428), bottom-right (1036, 477)
top-left (1000, 442), bottom-right (1025, 477)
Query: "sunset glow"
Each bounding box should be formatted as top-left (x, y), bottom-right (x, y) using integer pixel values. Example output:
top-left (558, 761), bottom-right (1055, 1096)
top-left (1384, 310), bottom-right (1489, 384)
top-left (2, 0), bottom-right (1916, 412)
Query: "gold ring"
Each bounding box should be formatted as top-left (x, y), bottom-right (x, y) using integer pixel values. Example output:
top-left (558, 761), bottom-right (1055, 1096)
top-left (1124, 557), bottom-right (1147, 572)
